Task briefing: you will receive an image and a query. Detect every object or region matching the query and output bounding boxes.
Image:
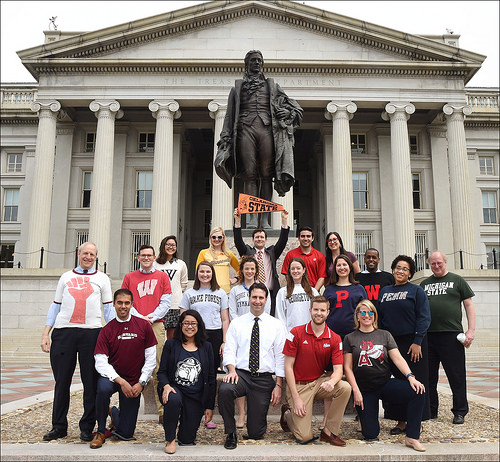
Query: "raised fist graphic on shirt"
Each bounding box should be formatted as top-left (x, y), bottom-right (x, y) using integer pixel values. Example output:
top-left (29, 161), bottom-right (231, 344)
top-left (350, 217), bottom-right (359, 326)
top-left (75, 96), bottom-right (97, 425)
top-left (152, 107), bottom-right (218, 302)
top-left (67, 276), bottom-right (93, 324)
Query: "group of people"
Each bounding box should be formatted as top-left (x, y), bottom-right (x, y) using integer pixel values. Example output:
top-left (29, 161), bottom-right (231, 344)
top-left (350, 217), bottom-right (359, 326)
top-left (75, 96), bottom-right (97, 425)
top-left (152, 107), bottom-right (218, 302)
top-left (40, 211), bottom-right (476, 454)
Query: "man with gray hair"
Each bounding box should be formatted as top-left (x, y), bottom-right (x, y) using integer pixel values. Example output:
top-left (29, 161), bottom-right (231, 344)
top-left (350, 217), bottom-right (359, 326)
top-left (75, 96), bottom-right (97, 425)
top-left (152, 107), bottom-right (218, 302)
top-left (41, 242), bottom-right (114, 441)
top-left (420, 251), bottom-right (476, 424)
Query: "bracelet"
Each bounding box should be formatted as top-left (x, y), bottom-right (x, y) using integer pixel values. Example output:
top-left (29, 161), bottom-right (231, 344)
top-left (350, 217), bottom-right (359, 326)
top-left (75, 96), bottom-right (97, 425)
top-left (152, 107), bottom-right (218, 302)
top-left (406, 372), bottom-right (415, 380)
top-left (275, 383), bottom-right (282, 388)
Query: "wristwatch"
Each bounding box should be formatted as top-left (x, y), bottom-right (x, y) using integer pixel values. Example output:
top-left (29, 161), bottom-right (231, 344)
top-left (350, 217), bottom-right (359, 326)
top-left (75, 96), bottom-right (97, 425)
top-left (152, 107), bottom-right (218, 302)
top-left (406, 372), bottom-right (415, 380)
top-left (139, 380), bottom-right (148, 387)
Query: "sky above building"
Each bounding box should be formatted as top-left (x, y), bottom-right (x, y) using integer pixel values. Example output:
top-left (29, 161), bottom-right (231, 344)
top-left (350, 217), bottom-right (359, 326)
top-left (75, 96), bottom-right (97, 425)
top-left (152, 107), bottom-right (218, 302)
top-left (1, 1), bottom-right (498, 87)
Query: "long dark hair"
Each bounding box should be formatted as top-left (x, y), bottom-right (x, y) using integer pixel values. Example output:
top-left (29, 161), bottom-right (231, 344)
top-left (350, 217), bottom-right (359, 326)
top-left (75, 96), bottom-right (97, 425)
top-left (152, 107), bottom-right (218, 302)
top-left (156, 235), bottom-right (178, 265)
top-left (193, 261), bottom-right (220, 291)
top-left (325, 232), bottom-right (347, 270)
top-left (285, 257), bottom-right (313, 299)
top-left (326, 254), bottom-right (359, 287)
top-left (174, 310), bottom-right (208, 347)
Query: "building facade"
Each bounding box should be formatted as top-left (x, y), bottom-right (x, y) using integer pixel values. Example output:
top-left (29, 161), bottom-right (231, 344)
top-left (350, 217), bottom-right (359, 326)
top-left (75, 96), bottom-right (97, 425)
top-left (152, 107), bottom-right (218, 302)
top-left (1, 0), bottom-right (499, 279)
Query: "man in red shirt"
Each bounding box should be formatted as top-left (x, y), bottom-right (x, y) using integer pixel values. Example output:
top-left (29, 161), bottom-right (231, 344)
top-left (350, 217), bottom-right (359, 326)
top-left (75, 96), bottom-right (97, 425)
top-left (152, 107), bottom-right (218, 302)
top-left (281, 295), bottom-right (351, 445)
top-left (121, 245), bottom-right (172, 422)
top-left (281, 227), bottom-right (327, 291)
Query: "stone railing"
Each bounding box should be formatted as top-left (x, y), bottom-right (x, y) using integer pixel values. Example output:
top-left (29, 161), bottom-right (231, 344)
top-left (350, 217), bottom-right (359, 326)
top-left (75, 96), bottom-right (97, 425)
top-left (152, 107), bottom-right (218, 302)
top-left (1, 87), bottom-right (38, 109)
top-left (466, 89), bottom-right (499, 113)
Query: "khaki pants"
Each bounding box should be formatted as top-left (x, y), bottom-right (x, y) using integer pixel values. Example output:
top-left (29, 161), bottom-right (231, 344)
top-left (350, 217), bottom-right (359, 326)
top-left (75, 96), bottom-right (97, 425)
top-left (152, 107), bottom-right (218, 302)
top-left (152, 321), bottom-right (166, 415)
top-left (285, 375), bottom-right (351, 442)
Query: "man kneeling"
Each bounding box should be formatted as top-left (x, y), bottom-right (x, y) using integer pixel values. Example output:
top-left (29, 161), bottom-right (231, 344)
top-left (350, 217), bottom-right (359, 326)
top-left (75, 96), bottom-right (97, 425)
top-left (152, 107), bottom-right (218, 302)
top-left (281, 295), bottom-right (351, 445)
top-left (90, 289), bottom-right (157, 448)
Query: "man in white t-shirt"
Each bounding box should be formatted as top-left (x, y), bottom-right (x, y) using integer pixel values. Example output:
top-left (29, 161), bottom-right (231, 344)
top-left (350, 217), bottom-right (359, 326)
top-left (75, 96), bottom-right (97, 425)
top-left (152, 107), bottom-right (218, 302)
top-left (41, 242), bottom-right (113, 442)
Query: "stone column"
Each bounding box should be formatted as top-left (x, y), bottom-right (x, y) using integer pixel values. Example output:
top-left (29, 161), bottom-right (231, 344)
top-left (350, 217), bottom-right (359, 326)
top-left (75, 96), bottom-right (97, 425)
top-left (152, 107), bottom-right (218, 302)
top-left (443, 103), bottom-right (475, 269)
top-left (88, 100), bottom-right (123, 268)
top-left (26, 100), bottom-right (61, 268)
top-left (209, 101), bottom-right (233, 231)
top-left (149, 100), bottom-right (181, 249)
top-left (382, 102), bottom-right (416, 257)
top-left (325, 101), bottom-right (357, 252)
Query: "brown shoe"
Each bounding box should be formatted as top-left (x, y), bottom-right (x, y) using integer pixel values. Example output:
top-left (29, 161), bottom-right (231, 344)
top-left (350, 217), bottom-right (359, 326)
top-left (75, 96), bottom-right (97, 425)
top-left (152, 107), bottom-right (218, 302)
top-left (159, 414), bottom-right (164, 425)
top-left (90, 432), bottom-right (106, 449)
top-left (280, 404), bottom-right (290, 432)
top-left (320, 429), bottom-right (346, 447)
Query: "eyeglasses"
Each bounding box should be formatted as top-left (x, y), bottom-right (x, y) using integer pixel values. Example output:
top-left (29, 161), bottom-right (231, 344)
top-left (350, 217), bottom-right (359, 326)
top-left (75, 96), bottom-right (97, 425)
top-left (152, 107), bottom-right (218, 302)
top-left (139, 254), bottom-right (154, 259)
top-left (359, 310), bottom-right (374, 317)
top-left (211, 235), bottom-right (224, 240)
top-left (182, 321), bottom-right (198, 327)
top-left (327, 238), bottom-right (339, 243)
top-left (395, 266), bottom-right (410, 273)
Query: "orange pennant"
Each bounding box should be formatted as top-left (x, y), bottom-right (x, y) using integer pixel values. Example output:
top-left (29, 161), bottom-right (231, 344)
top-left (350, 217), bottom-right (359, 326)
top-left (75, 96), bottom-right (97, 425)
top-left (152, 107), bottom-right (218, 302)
top-left (238, 194), bottom-right (285, 214)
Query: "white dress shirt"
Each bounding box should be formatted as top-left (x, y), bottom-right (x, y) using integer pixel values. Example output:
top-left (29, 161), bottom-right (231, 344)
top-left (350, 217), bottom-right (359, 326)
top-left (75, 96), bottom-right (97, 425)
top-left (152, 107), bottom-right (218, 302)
top-left (223, 311), bottom-right (286, 377)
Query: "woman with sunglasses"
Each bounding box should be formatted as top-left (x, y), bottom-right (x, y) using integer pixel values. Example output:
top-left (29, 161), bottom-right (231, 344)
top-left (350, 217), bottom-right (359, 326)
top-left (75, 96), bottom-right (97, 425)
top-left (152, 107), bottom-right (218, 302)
top-left (324, 232), bottom-right (361, 279)
top-left (343, 300), bottom-right (426, 452)
top-left (275, 257), bottom-right (319, 332)
top-left (378, 255), bottom-right (431, 436)
top-left (196, 227), bottom-right (240, 294)
top-left (157, 310), bottom-right (216, 454)
top-left (154, 235), bottom-right (188, 340)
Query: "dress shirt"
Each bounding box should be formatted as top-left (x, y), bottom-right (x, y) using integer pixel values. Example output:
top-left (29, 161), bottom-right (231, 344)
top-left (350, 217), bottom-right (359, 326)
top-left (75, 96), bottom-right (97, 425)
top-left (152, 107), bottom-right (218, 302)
top-left (257, 249), bottom-right (273, 290)
top-left (223, 311), bottom-right (286, 377)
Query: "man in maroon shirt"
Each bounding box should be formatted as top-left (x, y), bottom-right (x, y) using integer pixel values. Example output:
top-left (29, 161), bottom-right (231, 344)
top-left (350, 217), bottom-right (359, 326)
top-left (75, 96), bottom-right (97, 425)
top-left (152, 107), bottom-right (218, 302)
top-left (281, 295), bottom-right (351, 446)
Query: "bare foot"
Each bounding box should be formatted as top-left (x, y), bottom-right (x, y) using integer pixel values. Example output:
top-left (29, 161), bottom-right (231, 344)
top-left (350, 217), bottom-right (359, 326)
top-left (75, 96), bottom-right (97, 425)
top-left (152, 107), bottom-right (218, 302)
top-left (236, 416), bottom-right (245, 429)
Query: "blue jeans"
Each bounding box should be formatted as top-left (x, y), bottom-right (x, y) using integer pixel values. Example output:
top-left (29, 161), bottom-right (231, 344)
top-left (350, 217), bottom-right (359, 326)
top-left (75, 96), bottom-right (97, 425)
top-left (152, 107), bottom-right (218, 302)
top-left (95, 377), bottom-right (140, 438)
top-left (357, 378), bottom-right (425, 440)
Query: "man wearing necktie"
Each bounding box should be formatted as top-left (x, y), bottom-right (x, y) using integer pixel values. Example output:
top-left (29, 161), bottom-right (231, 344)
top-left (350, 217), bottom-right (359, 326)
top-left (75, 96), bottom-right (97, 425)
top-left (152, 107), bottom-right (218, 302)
top-left (218, 282), bottom-right (286, 449)
top-left (233, 208), bottom-right (290, 316)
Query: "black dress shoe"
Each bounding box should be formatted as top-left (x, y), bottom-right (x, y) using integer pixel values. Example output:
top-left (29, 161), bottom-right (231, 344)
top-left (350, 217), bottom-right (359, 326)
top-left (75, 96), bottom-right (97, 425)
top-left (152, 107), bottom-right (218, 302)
top-left (224, 432), bottom-right (237, 449)
top-left (242, 434), bottom-right (264, 440)
top-left (80, 430), bottom-right (94, 442)
top-left (43, 428), bottom-right (67, 441)
top-left (453, 414), bottom-right (465, 424)
top-left (390, 425), bottom-right (406, 435)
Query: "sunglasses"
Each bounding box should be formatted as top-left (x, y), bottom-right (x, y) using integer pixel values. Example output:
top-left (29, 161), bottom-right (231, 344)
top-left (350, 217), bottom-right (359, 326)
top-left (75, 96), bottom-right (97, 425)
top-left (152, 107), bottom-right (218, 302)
top-left (211, 235), bottom-right (224, 240)
top-left (359, 310), bottom-right (374, 317)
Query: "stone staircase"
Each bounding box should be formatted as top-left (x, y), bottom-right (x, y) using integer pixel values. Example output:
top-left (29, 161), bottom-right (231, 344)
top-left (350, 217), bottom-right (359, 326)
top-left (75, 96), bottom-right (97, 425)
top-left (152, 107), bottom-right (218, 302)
top-left (1, 328), bottom-right (50, 367)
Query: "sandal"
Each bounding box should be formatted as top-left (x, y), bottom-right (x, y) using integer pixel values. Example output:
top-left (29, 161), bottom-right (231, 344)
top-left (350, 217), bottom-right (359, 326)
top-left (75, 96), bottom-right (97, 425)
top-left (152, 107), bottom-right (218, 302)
top-left (205, 421), bottom-right (217, 429)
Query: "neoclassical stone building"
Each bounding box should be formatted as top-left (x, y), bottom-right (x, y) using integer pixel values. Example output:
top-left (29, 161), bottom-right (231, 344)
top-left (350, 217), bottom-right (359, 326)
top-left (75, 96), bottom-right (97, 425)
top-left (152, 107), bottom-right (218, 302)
top-left (1, 0), bottom-right (498, 279)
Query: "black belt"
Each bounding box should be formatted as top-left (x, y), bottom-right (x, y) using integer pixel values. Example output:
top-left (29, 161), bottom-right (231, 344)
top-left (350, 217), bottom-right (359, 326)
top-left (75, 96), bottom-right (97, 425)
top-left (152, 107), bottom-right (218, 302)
top-left (236, 368), bottom-right (273, 377)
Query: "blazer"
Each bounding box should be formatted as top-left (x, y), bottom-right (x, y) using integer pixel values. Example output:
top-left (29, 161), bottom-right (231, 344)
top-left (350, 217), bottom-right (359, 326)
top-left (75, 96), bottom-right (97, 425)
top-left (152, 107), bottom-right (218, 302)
top-left (233, 225), bottom-right (289, 296)
top-left (157, 338), bottom-right (216, 410)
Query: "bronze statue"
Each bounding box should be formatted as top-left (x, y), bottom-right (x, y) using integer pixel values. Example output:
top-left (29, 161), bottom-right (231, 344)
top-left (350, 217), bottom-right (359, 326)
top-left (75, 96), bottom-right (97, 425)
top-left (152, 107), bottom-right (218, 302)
top-left (215, 50), bottom-right (303, 229)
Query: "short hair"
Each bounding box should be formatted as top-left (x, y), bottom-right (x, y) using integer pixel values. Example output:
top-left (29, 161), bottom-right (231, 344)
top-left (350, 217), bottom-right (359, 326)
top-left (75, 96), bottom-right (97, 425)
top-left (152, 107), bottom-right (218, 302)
top-left (427, 250), bottom-right (447, 264)
top-left (248, 281), bottom-right (268, 298)
top-left (138, 244), bottom-right (155, 256)
top-left (193, 261), bottom-right (220, 291)
top-left (391, 254), bottom-right (416, 279)
top-left (244, 50), bottom-right (264, 68)
top-left (364, 248), bottom-right (380, 258)
top-left (310, 295), bottom-right (330, 310)
top-left (298, 226), bottom-right (314, 238)
top-left (174, 309), bottom-right (208, 348)
top-left (113, 288), bottom-right (133, 302)
top-left (252, 228), bottom-right (268, 239)
top-left (78, 241), bottom-right (97, 254)
top-left (354, 299), bottom-right (378, 330)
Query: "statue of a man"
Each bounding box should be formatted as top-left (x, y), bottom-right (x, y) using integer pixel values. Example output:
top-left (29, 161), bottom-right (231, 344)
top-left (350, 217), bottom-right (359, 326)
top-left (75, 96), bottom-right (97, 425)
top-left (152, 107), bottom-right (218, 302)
top-left (215, 50), bottom-right (303, 229)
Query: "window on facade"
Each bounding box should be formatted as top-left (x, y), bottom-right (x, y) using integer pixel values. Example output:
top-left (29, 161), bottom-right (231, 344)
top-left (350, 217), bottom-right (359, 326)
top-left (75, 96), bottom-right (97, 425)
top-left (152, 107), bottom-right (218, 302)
top-left (415, 233), bottom-right (427, 271)
top-left (138, 132), bottom-right (155, 152)
top-left (3, 189), bottom-right (19, 221)
top-left (479, 156), bottom-right (494, 175)
top-left (76, 231), bottom-right (89, 248)
top-left (486, 245), bottom-right (499, 269)
top-left (351, 134), bottom-right (366, 154)
top-left (0, 244), bottom-right (15, 268)
top-left (136, 171), bottom-right (153, 208)
top-left (82, 171), bottom-right (92, 208)
top-left (7, 154), bottom-right (22, 172)
top-left (409, 135), bottom-right (418, 155)
top-left (353, 172), bottom-right (368, 209)
top-left (355, 233), bottom-right (372, 269)
top-left (85, 132), bottom-right (96, 152)
top-left (204, 209), bottom-right (212, 238)
top-left (412, 173), bottom-right (422, 209)
top-left (482, 191), bottom-right (498, 223)
top-left (131, 232), bottom-right (150, 271)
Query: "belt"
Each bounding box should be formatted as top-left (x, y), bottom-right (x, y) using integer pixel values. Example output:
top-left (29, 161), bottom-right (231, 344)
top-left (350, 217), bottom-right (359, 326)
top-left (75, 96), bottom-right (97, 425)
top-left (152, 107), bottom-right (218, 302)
top-left (236, 368), bottom-right (273, 377)
top-left (296, 380), bottom-right (313, 385)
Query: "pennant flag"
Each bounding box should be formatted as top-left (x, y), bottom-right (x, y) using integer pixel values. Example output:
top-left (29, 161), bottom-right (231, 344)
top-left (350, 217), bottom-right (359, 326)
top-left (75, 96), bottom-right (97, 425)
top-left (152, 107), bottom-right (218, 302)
top-left (238, 194), bottom-right (285, 214)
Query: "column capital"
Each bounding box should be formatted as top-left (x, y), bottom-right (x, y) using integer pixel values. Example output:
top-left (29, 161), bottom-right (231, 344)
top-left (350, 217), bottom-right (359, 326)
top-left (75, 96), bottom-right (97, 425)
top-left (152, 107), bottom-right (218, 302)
top-left (149, 100), bottom-right (181, 119)
top-left (324, 101), bottom-right (357, 121)
top-left (89, 100), bottom-right (123, 119)
top-left (30, 100), bottom-right (61, 114)
top-left (382, 102), bottom-right (415, 121)
top-left (208, 100), bottom-right (228, 119)
top-left (443, 103), bottom-right (472, 117)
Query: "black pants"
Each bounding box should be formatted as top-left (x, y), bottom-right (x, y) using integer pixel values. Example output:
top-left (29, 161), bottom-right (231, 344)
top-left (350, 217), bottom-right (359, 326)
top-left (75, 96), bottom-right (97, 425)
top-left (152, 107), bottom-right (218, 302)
top-left (50, 327), bottom-right (100, 432)
top-left (218, 369), bottom-right (274, 438)
top-left (162, 385), bottom-right (204, 444)
top-left (206, 329), bottom-right (223, 372)
top-left (383, 334), bottom-right (431, 421)
top-left (428, 331), bottom-right (468, 417)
